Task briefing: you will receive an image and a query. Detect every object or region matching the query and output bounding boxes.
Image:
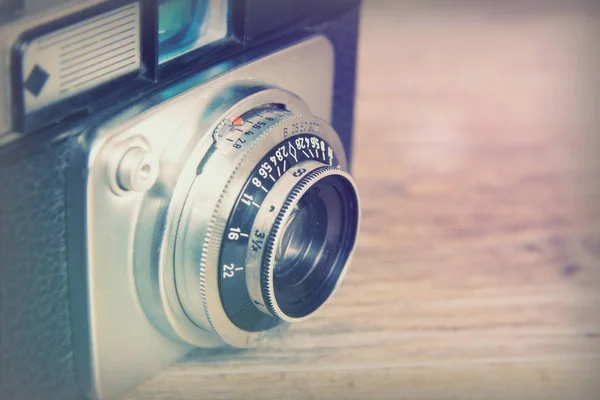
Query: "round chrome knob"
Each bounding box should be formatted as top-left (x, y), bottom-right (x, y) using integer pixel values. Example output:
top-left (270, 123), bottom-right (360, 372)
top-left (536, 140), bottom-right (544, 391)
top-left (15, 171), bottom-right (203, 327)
top-left (116, 147), bottom-right (159, 192)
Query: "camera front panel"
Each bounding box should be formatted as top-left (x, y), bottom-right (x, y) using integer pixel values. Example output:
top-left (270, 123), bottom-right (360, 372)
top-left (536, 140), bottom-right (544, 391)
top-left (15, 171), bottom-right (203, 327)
top-left (70, 35), bottom-right (359, 398)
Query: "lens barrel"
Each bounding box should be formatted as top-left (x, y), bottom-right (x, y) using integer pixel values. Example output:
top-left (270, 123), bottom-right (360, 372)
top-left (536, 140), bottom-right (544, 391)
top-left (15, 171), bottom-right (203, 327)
top-left (171, 95), bottom-right (360, 347)
top-left (216, 117), bottom-right (361, 327)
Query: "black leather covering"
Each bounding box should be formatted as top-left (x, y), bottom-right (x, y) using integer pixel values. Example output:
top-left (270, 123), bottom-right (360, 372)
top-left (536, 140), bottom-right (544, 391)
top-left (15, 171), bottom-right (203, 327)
top-left (0, 4), bottom-right (360, 399)
top-left (0, 137), bottom-right (80, 400)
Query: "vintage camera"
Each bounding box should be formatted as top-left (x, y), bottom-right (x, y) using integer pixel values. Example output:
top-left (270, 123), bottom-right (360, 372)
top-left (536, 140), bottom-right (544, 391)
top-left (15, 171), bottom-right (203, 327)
top-left (0, 1), bottom-right (361, 399)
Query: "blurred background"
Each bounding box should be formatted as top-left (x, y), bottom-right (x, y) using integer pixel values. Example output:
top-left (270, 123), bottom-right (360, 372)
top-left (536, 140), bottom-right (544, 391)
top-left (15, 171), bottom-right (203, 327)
top-left (128, 1), bottom-right (600, 399)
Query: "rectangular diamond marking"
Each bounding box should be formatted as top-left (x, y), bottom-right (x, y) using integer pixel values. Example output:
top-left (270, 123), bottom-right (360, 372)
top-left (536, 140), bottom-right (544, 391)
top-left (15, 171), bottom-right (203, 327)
top-left (21, 3), bottom-right (141, 114)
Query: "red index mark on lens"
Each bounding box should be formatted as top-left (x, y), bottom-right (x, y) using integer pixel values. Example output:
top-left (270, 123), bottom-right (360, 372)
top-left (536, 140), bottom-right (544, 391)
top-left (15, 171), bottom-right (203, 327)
top-left (232, 117), bottom-right (244, 126)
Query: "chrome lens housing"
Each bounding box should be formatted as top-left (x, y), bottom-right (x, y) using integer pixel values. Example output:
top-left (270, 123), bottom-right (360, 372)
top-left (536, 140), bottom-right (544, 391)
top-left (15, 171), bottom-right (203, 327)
top-left (167, 89), bottom-right (360, 347)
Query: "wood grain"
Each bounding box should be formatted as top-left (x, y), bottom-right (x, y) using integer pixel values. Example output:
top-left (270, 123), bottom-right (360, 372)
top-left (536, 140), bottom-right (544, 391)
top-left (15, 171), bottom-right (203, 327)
top-left (126, 2), bottom-right (600, 399)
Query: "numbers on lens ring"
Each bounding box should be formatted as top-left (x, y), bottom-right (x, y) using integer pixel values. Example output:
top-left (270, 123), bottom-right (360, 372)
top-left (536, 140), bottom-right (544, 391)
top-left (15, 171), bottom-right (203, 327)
top-left (253, 121), bottom-right (267, 130)
top-left (259, 162), bottom-right (273, 180)
top-left (228, 227), bottom-right (248, 241)
top-left (241, 193), bottom-right (260, 208)
top-left (232, 138), bottom-right (246, 149)
top-left (223, 263), bottom-right (244, 279)
top-left (293, 168), bottom-right (307, 178)
top-left (252, 177), bottom-right (269, 193)
top-left (251, 230), bottom-right (266, 252)
top-left (290, 122), bottom-right (320, 136)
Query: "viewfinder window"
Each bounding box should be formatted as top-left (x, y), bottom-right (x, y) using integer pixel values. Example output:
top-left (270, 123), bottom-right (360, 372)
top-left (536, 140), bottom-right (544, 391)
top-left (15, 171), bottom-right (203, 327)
top-left (158, 0), bottom-right (229, 64)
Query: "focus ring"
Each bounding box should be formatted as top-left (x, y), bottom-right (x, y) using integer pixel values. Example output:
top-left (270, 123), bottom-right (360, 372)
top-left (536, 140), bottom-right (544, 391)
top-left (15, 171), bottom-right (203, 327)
top-left (192, 104), bottom-right (350, 347)
top-left (198, 108), bottom-right (291, 341)
top-left (199, 110), bottom-right (328, 339)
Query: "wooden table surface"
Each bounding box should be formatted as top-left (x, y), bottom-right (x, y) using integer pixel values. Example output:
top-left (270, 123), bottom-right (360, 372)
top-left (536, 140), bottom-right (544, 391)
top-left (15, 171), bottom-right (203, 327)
top-left (127, 3), bottom-right (600, 399)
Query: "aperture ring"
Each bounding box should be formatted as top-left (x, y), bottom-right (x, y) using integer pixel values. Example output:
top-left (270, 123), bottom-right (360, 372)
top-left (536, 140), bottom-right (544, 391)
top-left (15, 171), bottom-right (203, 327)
top-left (197, 107), bottom-right (347, 346)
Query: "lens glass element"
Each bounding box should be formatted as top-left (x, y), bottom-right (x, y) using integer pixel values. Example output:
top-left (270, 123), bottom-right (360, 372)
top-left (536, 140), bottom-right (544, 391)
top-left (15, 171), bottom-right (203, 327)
top-left (158, 0), bottom-right (229, 64)
top-left (272, 174), bottom-right (359, 319)
top-left (274, 202), bottom-right (316, 278)
top-left (158, 0), bottom-right (201, 46)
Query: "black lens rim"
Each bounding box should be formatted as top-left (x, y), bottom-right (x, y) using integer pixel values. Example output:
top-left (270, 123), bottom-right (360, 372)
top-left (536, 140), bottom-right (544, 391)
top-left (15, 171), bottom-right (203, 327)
top-left (265, 172), bottom-right (360, 319)
top-left (217, 133), bottom-right (344, 332)
top-left (272, 201), bottom-right (319, 278)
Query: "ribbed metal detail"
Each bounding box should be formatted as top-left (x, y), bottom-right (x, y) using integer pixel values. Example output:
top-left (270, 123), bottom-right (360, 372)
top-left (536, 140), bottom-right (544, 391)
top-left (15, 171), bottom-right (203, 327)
top-left (260, 166), bottom-right (337, 320)
top-left (198, 108), bottom-right (293, 339)
top-left (56, 4), bottom-right (139, 93)
top-left (22, 3), bottom-right (141, 113)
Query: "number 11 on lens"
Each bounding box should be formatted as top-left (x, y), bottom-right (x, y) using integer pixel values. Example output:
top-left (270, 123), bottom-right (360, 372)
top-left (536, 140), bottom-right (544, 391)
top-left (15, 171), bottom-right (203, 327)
top-left (241, 193), bottom-right (260, 208)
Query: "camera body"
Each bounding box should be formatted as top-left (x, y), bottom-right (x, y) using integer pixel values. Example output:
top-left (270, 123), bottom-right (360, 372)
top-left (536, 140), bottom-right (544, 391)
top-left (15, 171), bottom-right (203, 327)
top-left (0, 1), bottom-right (361, 399)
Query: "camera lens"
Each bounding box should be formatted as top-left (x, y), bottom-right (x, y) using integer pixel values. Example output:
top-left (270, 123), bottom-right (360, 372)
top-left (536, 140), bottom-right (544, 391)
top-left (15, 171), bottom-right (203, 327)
top-left (267, 173), bottom-right (359, 319)
top-left (274, 200), bottom-right (316, 278)
top-left (172, 101), bottom-right (360, 346)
